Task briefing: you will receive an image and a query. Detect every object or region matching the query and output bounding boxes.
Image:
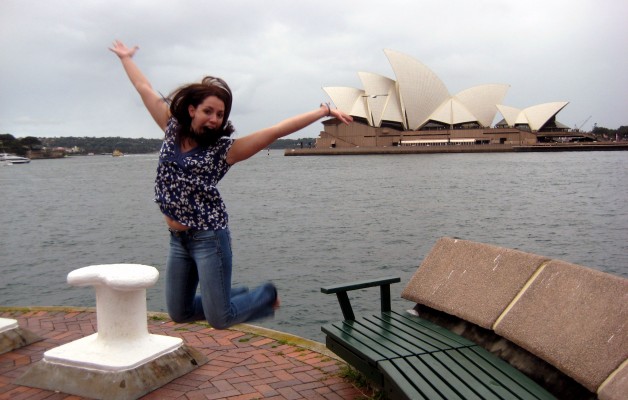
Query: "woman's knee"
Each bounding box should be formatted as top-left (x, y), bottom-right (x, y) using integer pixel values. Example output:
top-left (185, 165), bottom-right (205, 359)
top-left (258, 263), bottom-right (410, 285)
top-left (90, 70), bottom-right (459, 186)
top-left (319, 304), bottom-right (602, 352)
top-left (168, 310), bottom-right (190, 324)
top-left (206, 314), bottom-right (231, 330)
top-left (167, 301), bottom-right (196, 323)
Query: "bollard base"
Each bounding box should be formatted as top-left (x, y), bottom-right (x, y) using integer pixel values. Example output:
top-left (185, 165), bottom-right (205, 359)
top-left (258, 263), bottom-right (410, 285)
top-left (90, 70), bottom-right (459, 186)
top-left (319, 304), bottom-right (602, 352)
top-left (43, 332), bottom-right (183, 370)
top-left (16, 344), bottom-right (208, 400)
top-left (0, 318), bottom-right (42, 355)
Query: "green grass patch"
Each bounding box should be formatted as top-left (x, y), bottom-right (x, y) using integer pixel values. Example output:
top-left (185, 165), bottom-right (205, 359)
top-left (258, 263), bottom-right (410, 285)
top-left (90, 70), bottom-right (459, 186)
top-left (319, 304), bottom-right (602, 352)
top-left (338, 365), bottom-right (383, 400)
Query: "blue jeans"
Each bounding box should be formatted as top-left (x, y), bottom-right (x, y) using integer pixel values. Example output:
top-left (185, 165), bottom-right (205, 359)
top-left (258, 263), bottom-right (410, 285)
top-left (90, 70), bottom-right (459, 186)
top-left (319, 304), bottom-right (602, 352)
top-left (165, 228), bottom-right (277, 329)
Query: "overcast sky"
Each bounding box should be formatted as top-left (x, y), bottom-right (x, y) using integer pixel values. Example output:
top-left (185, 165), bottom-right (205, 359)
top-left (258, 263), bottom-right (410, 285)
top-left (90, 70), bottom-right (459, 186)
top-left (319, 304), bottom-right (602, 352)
top-left (1, 0), bottom-right (626, 140)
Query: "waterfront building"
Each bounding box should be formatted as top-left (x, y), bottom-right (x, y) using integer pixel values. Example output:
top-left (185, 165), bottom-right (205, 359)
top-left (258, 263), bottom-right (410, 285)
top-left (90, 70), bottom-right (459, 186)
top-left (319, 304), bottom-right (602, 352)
top-left (314, 50), bottom-right (590, 152)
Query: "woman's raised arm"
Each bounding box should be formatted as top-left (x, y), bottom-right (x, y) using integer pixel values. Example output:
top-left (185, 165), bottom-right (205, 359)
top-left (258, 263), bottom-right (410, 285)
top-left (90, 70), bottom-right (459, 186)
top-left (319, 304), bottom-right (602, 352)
top-left (226, 104), bottom-right (352, 165)
top-left (109, 40), bottom-right (169, 130)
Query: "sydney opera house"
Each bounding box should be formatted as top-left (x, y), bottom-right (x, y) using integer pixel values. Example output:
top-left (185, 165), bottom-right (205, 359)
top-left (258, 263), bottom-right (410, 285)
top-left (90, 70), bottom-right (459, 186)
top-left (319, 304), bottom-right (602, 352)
top-left (294, 49), bottom-right (592, 154)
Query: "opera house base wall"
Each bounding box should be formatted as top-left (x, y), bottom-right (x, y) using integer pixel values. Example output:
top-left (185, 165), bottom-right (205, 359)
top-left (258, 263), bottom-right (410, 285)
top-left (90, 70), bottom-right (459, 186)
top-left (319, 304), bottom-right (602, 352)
top-left (285, 142), bottom-right (628, 156)
top-left (317, 122), bottom-right (540, 149)
top-left (285, 144), bottom-right (514, 156)
top-left (287, 121), bottom-right (628, 155)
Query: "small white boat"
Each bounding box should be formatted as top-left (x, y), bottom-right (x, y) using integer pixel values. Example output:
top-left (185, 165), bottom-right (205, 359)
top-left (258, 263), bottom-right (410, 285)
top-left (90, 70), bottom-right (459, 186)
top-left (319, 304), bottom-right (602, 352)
top-left (0, 153), bottom-right (31, 164)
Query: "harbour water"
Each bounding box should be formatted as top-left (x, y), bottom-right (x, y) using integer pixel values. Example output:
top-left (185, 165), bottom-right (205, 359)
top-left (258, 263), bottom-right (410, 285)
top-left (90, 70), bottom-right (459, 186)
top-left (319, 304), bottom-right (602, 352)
top-left (1, 151), bottom-right (626, 342)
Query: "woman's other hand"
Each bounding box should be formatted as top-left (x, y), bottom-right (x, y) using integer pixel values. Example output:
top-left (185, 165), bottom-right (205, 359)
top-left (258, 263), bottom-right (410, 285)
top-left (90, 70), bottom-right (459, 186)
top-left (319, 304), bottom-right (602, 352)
top-left (109, 40), bottom-right (139, 59)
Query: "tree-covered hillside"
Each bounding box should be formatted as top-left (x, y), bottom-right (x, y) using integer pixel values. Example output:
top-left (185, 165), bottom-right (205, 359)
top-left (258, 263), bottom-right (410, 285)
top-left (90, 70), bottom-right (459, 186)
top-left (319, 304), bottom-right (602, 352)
top-left (1, 134), bottom-right (319, 155)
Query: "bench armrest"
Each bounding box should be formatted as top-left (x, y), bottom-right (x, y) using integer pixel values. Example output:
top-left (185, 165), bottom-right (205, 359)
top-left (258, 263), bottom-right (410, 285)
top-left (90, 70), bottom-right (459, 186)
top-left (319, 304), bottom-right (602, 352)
top-left (321, 276), bottom-right (400, 321)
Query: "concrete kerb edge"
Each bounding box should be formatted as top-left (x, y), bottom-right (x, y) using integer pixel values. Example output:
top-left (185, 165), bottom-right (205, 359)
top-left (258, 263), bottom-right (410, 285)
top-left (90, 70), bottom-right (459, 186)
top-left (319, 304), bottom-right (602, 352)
top-left (0, 306), bottom-right (344, 362)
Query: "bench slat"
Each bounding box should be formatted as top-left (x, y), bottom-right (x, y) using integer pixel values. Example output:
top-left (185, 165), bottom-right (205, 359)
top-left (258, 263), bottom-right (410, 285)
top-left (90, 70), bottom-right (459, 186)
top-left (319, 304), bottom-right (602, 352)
top-left (323, 313), bottom-right (473, 361)
top-left (460, 347), bottom-right (556, 400)
top-left (380, 357), bottom-right (465, 400)
top-left (382, 350), bottom-right (558, 400)
top-left (377, 311), bottom-right (476, 347)
top-left (322, 321), bottom-right (409, 361)
top-left (418, 353), bottom-right (489, 399)
top-left (429, 350), bottom-right (520, 399)
top-left (358, 317), bottom-right (447, 354)
top-left (325, 335), bottom-right (384, 386)
top-left (377, 359), bottom-right (433, 399)
top-left (442, 347), bottom-right (530, 399)
top-left (390, 311), bottom-right (476, 346)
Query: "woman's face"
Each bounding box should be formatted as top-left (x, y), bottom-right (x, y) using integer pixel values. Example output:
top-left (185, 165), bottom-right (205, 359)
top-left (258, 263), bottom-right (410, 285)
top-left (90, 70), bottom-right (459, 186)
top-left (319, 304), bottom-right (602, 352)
top-left (188, 95), bottom-right (225, 133)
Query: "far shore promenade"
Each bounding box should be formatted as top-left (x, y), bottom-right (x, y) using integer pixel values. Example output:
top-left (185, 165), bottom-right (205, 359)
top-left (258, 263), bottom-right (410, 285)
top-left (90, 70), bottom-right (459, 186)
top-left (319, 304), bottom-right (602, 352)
top-left (284, 141), bottom-right (628, 156)
top-left (0, 307), bottom-right (370, 400)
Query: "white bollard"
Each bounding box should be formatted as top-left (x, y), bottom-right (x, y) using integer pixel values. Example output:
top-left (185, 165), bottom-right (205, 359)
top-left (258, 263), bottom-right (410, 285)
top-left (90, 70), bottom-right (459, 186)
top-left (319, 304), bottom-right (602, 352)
top-left (16, 263), bottom-right (207, 399)
top-left (69, 264), bottom-right (157, 343)
top-left (43, 264), bottom-right (182, 370)
top-left (0, 318), bottom-right (19, 333)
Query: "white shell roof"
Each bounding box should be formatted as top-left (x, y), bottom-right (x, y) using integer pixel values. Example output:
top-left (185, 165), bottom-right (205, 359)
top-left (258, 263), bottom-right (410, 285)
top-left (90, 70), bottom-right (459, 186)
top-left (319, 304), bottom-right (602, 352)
top-left (454, 84), bottom-right (510, 127)
top-left (430, 98), bottom-right (477, 125)
top-left (358, 72), bottom-right (405, 128)
top-left (523, 102), bottom-right (569, 131)
top-left (323, 86), bottom-right (370, 123)
top-left (497, 101), bottom-right (569, 131)
top-left (384, 49), bottom-right (450, 130)
top-left (324, 50), bottom-right (567, 131)
top-left (495, 104), bottom-right (521, 126)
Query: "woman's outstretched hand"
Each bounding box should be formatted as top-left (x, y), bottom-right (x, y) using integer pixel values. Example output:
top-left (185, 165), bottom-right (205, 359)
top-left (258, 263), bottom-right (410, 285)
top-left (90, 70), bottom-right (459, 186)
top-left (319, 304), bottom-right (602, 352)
top-left (330, 107), bottom-right (353, 125)
top-left (109, 40), bottom-right (139, 59)
top-left (322, 103), bottom-right (352, 125)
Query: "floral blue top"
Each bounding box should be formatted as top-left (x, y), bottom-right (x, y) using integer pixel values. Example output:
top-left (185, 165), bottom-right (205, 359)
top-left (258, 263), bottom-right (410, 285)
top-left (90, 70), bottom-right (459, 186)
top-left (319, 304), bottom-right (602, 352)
top-left (154, 117), bottom-right (234, 230)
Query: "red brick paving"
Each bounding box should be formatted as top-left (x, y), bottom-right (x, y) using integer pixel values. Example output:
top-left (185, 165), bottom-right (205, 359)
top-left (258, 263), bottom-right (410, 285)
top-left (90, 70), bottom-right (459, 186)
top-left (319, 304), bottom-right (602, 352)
top-left (0, 309), bottom-right (371, 399)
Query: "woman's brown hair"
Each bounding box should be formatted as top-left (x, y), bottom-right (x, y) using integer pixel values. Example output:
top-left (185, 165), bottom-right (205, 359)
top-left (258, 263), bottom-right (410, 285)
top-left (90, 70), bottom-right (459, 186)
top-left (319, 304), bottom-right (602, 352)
top-left (168, 76), bottom-right (235, 147)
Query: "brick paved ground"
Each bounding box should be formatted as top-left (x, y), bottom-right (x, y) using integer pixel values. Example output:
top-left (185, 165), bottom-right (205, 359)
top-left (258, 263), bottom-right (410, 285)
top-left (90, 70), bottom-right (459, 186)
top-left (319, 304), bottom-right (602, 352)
top-left (0, 309), bottom-right (371, 400)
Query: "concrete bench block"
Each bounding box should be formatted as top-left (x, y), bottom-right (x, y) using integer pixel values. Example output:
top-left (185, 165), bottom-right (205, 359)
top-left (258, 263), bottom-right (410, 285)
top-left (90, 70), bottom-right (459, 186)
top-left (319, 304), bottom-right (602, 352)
top-left (494, 259), bottom-right (628, 393)
top-left (1, 318), bottom-right (42, 355)
top-left (401, 237), bottom-right (548, 329)
top-left (0, 318), bottom-right (18, 333)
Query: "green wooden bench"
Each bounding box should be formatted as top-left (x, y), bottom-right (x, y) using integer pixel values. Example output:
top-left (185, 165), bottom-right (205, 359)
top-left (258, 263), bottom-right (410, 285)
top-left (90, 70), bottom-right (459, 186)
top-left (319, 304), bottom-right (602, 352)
top-left (321, 277), bottom-right (557, 400)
